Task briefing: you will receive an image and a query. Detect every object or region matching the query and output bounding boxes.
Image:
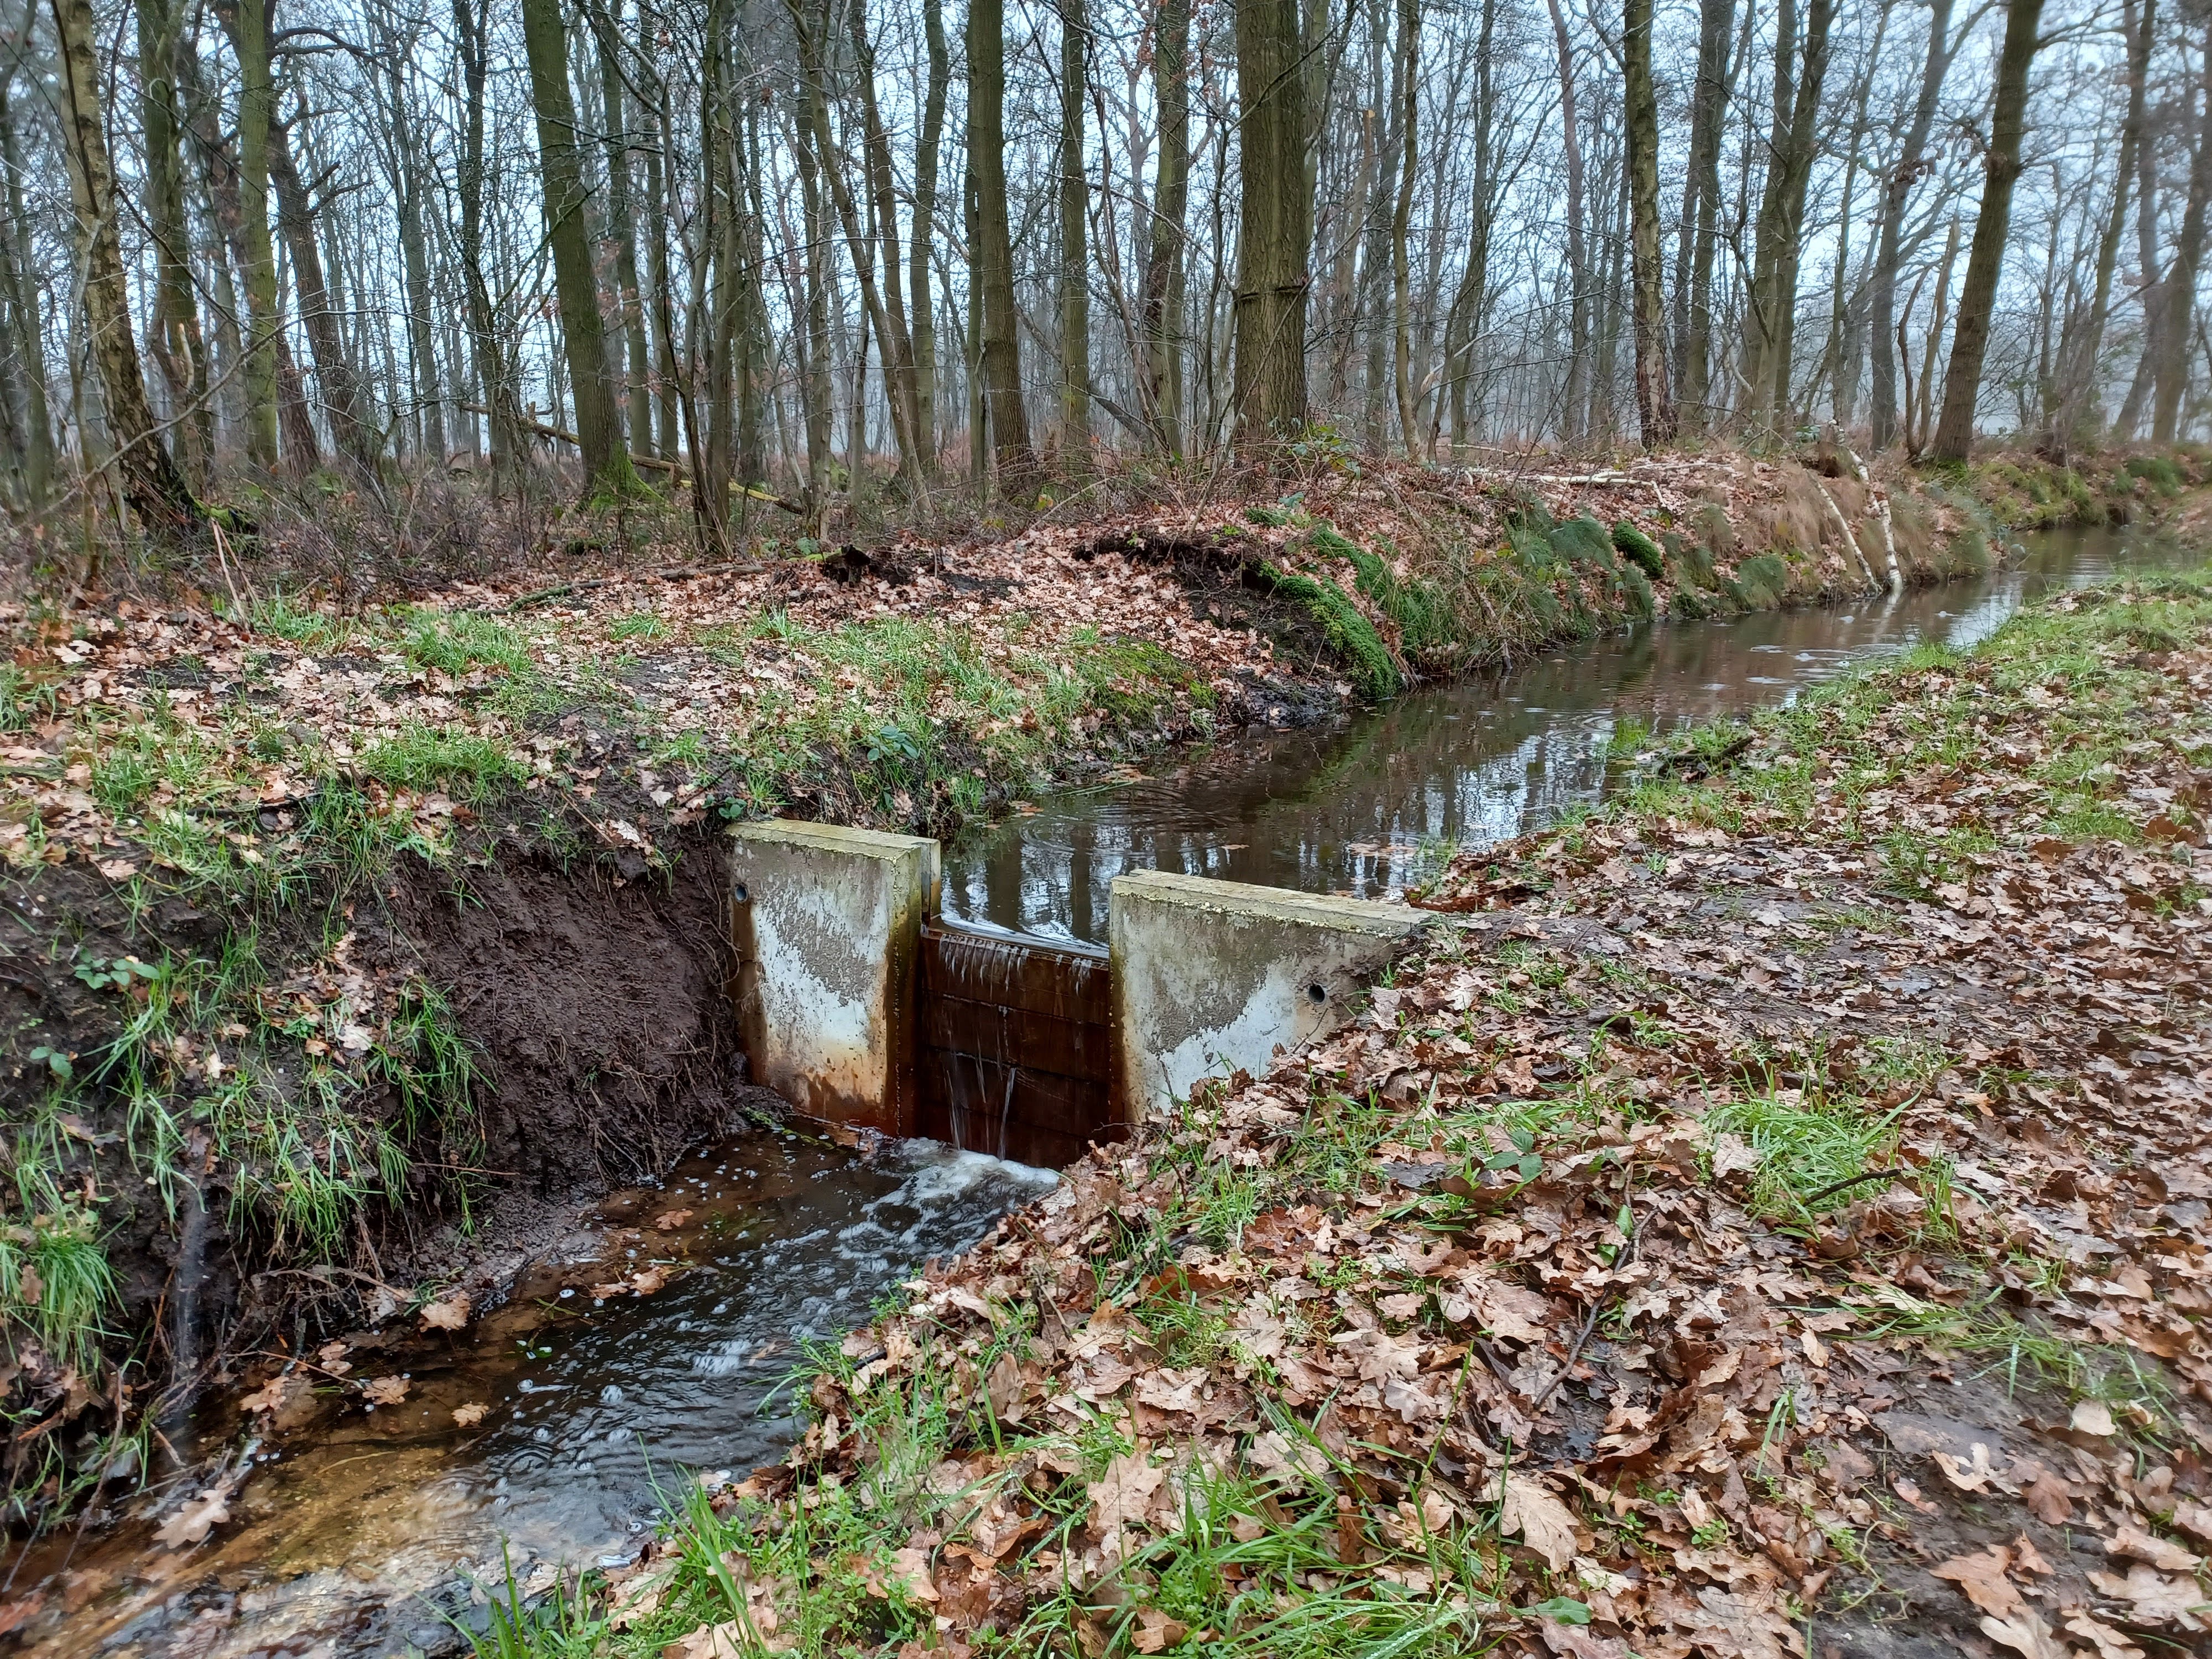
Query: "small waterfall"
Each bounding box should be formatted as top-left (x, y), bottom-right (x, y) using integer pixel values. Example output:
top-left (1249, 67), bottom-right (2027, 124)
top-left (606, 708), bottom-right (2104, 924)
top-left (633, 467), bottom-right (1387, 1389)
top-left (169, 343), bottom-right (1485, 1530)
top-left (916, 921), bottom-right (1115, 1167)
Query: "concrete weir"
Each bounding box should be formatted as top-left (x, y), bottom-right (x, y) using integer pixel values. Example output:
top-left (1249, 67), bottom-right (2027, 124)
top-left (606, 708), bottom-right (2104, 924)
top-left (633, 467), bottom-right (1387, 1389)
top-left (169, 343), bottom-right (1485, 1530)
top-left (728, 821), bottom-right (938, 1138)
top-left (1108, 869), bottom-right (1432, 1118)
top-left (727, 819), bottom-right (1432, 1163)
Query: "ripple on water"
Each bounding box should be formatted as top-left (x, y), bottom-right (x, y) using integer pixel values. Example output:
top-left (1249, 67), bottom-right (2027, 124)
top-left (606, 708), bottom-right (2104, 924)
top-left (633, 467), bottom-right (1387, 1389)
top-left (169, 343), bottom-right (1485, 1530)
top-left (19, 1136), bottom-right (1056, 1658)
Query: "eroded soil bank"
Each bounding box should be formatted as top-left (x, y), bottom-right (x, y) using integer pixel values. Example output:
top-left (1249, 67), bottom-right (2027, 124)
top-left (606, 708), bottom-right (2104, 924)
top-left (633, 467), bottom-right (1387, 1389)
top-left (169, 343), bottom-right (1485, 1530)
top-left (505, 571), bottom-right (2211, 1659)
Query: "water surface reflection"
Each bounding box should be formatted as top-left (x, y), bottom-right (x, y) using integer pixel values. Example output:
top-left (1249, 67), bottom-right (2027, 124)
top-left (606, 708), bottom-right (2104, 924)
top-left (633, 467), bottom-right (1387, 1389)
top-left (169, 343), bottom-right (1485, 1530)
top-left (942, 526), bottom-right (2192, 941)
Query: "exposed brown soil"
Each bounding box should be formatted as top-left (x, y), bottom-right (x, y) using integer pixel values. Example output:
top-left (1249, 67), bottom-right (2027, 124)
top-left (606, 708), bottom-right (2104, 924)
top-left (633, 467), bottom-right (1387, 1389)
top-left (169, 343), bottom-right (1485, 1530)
top-left (375, 833), bottom-right (750, 1206)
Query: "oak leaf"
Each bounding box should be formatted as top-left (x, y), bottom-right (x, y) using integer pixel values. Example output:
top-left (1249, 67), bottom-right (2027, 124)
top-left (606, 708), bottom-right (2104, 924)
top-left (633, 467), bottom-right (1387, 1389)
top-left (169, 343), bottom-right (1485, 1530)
top-left (1500, 1473), bottom-right (1578, 1571)
top-left (153, 1487), bottom-right (231, 1548)
top-left (1088, 1448), bottom-right (1169, 1536)
top-left (1933, 1545), bottom-right (2023, 1619)
top-left (419, 1291), bottom-right (471, 1331)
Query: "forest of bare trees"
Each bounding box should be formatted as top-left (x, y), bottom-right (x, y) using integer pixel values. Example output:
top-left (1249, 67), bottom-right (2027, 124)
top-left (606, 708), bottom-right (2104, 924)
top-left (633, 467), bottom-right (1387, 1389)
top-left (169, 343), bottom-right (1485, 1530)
top-left (1, 0), bottom-right (2205, 546)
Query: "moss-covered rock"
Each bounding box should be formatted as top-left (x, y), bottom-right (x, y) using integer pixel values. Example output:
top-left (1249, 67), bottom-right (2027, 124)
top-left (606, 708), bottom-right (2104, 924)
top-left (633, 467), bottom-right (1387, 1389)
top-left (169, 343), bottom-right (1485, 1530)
top-left (1613, 521), bottom-right (1665, 579)
top-left (1260, 561), bottom-right (1403, 700)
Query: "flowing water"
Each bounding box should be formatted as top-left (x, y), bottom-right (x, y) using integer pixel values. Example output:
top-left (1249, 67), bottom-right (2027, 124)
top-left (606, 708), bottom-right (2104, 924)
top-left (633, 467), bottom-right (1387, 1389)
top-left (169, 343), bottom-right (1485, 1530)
top-left (9, 524), bottom-right (2195, 1657)
top-left (7, 1141), bottom-right (1056, 1656)
top-left (941, 524), bottom-right (2199, 942)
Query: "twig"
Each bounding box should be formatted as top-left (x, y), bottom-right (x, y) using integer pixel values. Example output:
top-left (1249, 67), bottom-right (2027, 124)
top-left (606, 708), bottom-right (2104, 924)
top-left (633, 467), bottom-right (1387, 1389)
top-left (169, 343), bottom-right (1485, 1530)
top-left (1801, 1168), bottom-right (1901, 1206)
top-left (1528, 1202), bottom-right (1640, 1413)
top-left (494, 559), bottom-right (766, 613)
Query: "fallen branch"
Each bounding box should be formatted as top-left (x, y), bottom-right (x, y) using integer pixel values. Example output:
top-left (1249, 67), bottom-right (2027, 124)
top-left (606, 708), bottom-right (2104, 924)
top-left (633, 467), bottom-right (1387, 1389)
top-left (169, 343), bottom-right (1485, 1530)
top-left (494, 558), bottom-right (768, 613)
top-left (458, 405), bottom-right (807, 513)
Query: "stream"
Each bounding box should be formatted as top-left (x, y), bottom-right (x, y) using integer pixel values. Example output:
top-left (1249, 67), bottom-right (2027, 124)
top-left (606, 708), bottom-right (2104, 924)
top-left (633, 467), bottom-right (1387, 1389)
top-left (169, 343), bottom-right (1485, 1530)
top-left (7, 523), bottom-right (2194, 1657)
top-left (941, 523), bottom-right (2196, 941)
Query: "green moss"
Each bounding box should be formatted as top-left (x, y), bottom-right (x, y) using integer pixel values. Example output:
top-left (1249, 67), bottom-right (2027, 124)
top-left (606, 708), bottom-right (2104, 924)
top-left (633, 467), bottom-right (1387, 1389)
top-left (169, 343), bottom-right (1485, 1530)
top-left (1668, 582), bottom-right (1716, 620)
top-left (1548, 515), bottom-right (1619, 571)
top-left (1613, 521), bottom-right (1665, 579)
top-left (1260, 562), bottom-right (1403, 700)
top-left (1733, 553), bottom-right (1790, 609)
top-left (1618, 561), bottom-right (1656, 620)
top-left (1314, 525), bottom-right (1454, 664)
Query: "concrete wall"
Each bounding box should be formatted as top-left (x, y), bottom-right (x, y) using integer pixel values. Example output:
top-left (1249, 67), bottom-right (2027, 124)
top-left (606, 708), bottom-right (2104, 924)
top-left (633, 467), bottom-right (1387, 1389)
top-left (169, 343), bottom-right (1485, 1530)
top-left (1109, 870), bottom-right (1430, 1118)
top-left (727, 820), bottom-right (939, 1136)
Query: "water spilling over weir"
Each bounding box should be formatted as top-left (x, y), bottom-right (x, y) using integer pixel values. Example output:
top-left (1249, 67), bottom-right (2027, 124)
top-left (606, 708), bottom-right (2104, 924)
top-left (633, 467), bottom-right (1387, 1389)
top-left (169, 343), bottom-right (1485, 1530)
top-left (916, 921), bottom-right (1114, 1167)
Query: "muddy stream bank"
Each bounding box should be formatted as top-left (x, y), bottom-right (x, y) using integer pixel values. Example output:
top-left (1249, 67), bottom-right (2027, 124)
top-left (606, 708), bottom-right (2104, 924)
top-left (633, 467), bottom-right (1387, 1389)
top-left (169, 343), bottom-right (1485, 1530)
top-left (7, 523), bottom-right (2195, 1658)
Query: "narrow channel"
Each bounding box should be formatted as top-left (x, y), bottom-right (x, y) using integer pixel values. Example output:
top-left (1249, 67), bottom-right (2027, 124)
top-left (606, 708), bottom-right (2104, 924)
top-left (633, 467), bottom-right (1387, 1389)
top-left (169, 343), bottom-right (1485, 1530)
top-left (13, 524), bottom-right (2189, 1657)
top-left (941, 523), bottom-right (2193, 941)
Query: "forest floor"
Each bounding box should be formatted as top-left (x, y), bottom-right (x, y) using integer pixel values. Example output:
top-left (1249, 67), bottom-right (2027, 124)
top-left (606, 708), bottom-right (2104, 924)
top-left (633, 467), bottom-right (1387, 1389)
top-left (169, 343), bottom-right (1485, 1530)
top-left (489, 568), bottom-right (2212, 1659)
top-left (0, 443), bottom-right (2204, 1583)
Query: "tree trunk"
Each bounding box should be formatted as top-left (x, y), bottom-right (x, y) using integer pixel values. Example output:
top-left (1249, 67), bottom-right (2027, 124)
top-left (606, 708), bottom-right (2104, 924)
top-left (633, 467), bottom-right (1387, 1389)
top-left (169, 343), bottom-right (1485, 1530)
top-left (1360, 0), bottom-right (1392, 449)
top-left (697, 0), bottom-right (735, 541)
top-left (1623, 0), bottom-right (1673, 446)
top-left (1058, 0), bottom-right (1091, 450)
top-left (1232, 0), bottom-right (1314, 440)
top-left (50, 0), bottom-right (202, 533)
top-left (1676, 0), bottom-right (1735, 430)
top-left (0, 53), bottom-right (54, 504)
top-left (1138, 0), bottom-right (1190, 453)
top-left (1390, 0), bottom-right (1420, 454)
top-left (2152, 28), bottom-right (2212, 443)
top-left (270, 120), bottom-right (379, 477)
top-left (453, 0), bottom-right (521, 478)
top-left (1869, 0), bottom-right (1956, 449)
top-left (788, 0), bottom-right (923, 491)
top-left (969, 0), bottom-right (1035, 478)
top-left (594, 0), bottom-right (653, 457)
top-left (911, 0), bottom-right (950, 475)
top-left (520, 0), bottom-right (640, 498)
top-left (233, 0), bottom-right (279, 465)
top-left (1543, 0), bottom-right (1587, 441)
top-left (2048, 0), bottom-right (2152, 451)
top-left (1441, 0), bottom-right (1498, 455)
top-left (789, 36), bottom-right (836, 525)
top-left (848, 0), bottom-right (920, 477)
top-left (642, 78), bottom-right (680, 463)
top-left (1930, 0), bottom-right (2047, 462)
top-left (1815, 0), bottom-right (1886, 427)
top-left (1740, 0), bottom-right (1835, 427)
top-left (137, 0), bottom-right (208, 486)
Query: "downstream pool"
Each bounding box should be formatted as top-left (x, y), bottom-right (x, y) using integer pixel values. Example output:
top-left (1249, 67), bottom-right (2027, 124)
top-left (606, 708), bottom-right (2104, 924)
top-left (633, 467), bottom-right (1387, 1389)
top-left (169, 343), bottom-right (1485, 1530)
top-left (9, 524), bottom-right (2194, 1657)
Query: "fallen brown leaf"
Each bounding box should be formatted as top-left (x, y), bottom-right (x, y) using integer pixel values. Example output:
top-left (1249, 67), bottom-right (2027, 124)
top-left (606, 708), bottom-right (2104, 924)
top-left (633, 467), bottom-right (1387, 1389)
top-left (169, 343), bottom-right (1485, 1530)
top-left (419, 1291), bottom-right (471, 1331)
top-left (1932, 1545), bottom-right (2023, 1620)
top-left (153, 1487), bottom-right (231, 1548)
